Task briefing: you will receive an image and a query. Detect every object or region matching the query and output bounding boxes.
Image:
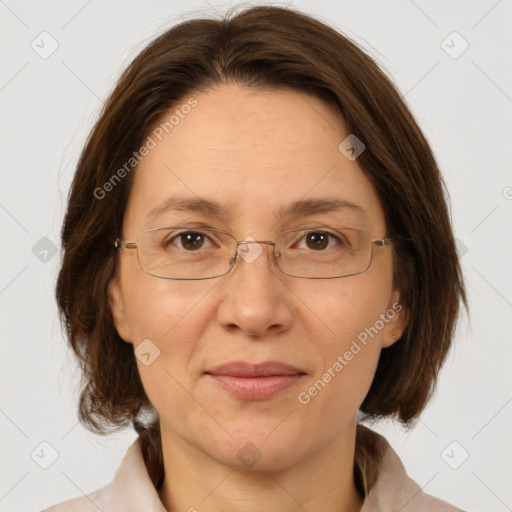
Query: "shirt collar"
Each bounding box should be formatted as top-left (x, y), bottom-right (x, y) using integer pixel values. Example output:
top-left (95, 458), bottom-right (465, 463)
top-left (46, 429), bottom-right (462, 511)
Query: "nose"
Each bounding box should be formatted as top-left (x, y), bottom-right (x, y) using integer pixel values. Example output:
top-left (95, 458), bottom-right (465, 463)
top-left (216, 240), bottom-right (294, 337)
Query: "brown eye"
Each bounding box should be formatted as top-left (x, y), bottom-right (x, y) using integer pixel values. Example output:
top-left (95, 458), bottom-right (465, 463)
top-left (166, 231), bottom-right (211, 251)
top-left (305, 232), bottom-right (330, 250)
top-left (180, 232), bottom-right (205, 251)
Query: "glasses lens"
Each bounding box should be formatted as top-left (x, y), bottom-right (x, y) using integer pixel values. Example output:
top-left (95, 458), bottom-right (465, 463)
top-left (136, 228), bottom-right (236, 279)
top-left (275, 227), bottom-right (371, 278)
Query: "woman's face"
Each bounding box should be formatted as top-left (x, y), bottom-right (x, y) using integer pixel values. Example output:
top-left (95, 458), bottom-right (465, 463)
top-left (109, 83), bottom-right (406, 470)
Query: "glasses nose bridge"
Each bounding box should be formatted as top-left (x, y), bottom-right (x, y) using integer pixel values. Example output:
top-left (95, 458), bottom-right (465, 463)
top-left (237, 239), bottom-right (275, 246)
top-left (235, 239), bottom-right (277, 257)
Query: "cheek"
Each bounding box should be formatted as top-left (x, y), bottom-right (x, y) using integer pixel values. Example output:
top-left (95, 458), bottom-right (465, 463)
top-left (295, 303), bottom-right (383, 432)
top-left (119, 254), bottom-right (212, 342)
top-left (294, 269), bottom-right (393, 409)
top-left (120, 275), bottom-right (217, 418)
top-left (117, 260), bottom-right (217, 396)
top-left (303, 266), bottom-right (393, 348)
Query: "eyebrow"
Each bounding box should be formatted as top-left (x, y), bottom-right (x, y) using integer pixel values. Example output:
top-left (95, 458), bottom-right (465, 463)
top-left (144, 195), bottom-right (366, 225)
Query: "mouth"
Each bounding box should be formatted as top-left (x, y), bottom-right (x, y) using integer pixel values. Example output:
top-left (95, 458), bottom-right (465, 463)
top-left (204, 361), bottom-right (306, 401)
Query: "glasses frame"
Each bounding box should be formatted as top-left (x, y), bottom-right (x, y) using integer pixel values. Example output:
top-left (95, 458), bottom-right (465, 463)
top-left (114, 226), bottom-right (392, 280)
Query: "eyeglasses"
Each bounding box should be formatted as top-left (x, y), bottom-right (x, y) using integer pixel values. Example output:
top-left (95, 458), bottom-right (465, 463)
top-left (114, 226), bottom-right (392, 280)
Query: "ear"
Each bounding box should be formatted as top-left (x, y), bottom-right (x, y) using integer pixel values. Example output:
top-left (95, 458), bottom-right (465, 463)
top-left (381, 289), bottom-right (409, 349)
top-left (108, 276), bottom-right (133, 344)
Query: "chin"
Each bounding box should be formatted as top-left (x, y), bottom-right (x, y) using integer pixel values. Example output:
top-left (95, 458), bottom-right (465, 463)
top-left (215, 423), bottom-right (308, 470)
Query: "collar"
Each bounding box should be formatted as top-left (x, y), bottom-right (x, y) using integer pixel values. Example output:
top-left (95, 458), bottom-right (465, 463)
top-left (43, 429), bottom-right (462, 512)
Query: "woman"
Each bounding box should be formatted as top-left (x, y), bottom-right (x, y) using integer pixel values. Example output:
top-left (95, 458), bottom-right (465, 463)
top-left (45, 4), bottom-right (467, 511)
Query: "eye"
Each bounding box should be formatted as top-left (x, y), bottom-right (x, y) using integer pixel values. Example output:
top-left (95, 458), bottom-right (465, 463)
top-left (296, 231), bottom-right (343, 251)
top-left (164, 231), bottom-right (215, 251)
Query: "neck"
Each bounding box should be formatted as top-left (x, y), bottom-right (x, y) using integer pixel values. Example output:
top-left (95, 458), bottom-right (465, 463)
top-left (157, 421), bottom-right (364, 512)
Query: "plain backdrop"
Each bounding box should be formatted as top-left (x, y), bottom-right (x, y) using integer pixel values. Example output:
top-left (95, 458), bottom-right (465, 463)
top-left (1, 1), bottom-right (511, 511)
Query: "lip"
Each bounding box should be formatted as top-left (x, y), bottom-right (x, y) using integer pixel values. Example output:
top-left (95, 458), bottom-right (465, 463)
top-left (205, 361), bottom-right (305, 377)
top-left (204, 361), bottom-right (306, 400)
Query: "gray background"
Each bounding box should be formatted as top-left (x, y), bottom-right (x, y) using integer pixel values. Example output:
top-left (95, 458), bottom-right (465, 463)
top-left (1, 0), bottom-right (511, 510)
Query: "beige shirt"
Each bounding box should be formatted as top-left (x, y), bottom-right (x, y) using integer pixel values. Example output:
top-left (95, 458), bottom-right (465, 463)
top-left (42, 431), bottom-right (464, 511)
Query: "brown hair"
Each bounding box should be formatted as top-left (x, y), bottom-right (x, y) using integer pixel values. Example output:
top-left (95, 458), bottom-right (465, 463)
top-left (55, 4), bottom-right (467, 496)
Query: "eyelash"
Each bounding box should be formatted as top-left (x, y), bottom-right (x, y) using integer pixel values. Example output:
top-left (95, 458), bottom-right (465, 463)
top-left (163, 229), bottom-right (345, 251)
top-left (165, 231), bottom-right (218, 250)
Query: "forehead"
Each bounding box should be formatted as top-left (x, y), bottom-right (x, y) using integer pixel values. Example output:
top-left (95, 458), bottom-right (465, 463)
top-left (124, 84), bottom-right (386, 234)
